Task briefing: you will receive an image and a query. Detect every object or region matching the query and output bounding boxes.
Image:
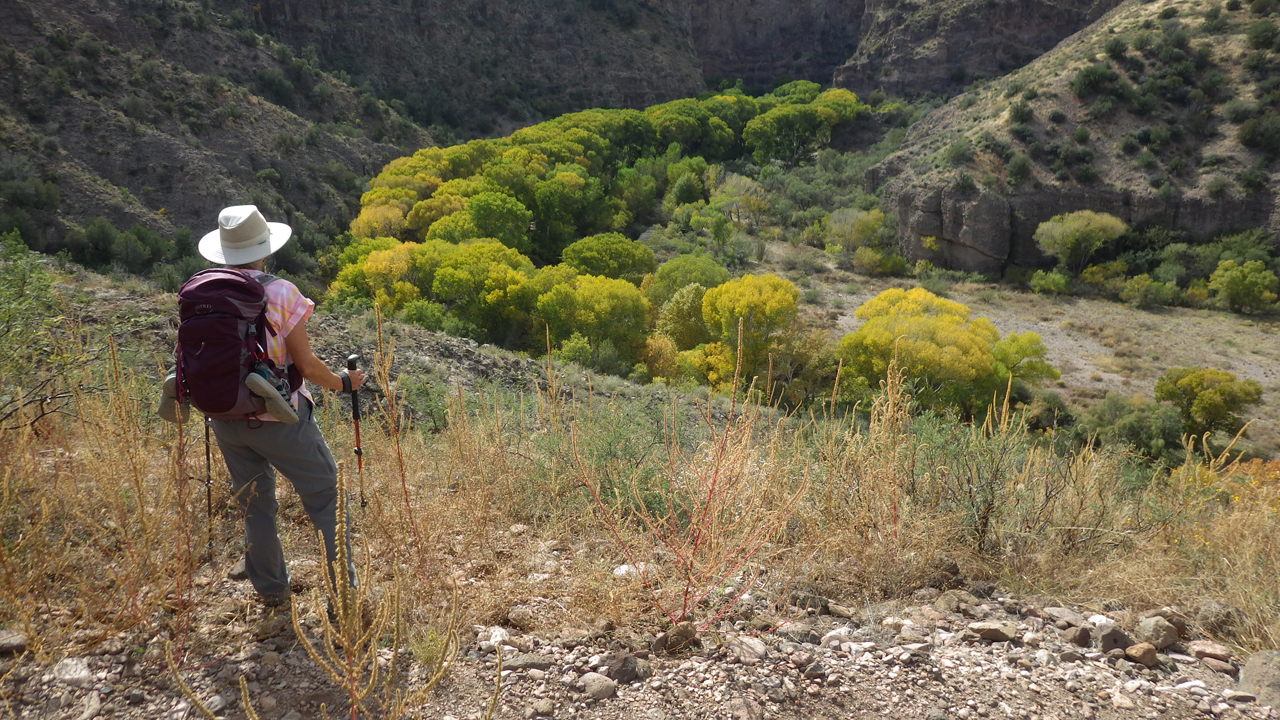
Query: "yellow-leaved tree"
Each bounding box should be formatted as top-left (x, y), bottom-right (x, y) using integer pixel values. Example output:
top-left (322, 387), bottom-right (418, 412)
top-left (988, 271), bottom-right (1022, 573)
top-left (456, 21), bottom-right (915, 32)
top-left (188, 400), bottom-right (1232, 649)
top-left (700, 273), bottom-right (799, 386)
top-left (837, 287), bottom-right (1057, 413)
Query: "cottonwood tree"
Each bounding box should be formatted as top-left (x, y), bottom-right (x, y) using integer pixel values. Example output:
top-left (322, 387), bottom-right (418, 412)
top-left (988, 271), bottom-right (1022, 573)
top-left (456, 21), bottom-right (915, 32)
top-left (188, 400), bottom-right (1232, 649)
top-left (1033, 210), bottom-right (1128, 276)
top-left (1154, 366), bottom-right (1263, 439)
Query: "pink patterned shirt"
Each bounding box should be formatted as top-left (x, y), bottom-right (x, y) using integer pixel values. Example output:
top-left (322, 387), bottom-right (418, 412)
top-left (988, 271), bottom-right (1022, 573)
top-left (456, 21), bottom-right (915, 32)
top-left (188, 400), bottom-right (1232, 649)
top-left (241, 269), bottom-right (314, 421)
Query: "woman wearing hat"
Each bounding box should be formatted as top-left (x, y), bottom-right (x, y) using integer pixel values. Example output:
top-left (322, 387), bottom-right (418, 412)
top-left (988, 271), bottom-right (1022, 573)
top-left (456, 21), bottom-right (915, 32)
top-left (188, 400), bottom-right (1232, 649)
top-left (197, 204), bottom-right (364, 608)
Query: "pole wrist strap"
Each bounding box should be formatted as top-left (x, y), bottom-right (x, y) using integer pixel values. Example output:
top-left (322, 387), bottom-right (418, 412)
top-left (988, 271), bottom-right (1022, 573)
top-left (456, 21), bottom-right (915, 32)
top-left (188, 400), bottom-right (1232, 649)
top-left (339, 370), bottom-right (352, 393)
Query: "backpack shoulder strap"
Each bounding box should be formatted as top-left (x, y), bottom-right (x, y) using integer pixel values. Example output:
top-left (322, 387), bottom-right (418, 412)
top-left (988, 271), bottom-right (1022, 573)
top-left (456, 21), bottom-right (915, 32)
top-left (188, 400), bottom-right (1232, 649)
top-left (252, 273), bottom-right (282, 337)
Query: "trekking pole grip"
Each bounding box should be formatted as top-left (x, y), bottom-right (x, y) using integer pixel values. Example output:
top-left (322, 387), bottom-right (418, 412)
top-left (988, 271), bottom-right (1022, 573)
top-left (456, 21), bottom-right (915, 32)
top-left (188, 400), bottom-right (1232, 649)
top-left (346, 354), bottom-right (361, 422)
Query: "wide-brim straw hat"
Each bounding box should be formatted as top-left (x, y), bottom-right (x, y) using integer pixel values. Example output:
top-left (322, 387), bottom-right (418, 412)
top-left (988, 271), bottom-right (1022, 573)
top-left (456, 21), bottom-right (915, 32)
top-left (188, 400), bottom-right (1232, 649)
top-left (198, 205), bottom-right (292, 265)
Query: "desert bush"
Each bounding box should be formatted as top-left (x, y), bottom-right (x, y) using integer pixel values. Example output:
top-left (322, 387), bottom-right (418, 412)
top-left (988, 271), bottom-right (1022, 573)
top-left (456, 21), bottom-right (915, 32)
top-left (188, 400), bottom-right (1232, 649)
top-left (1006, 153), bottom-right (1033, 185)
top-left (1106, 36), bottom-right (1129, 60)
top-left (1009, 102), bottom-right (1034, 124)
top-left (1155, 366), bottom-right (1263, 439)
top-left (1209, 259), bottom-right (1279, 311)
top-left (1029, 269), bottom-right (1071, 294)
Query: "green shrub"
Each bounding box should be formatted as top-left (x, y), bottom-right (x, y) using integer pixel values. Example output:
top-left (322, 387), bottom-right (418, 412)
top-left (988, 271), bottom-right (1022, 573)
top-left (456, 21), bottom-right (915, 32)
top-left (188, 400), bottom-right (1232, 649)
top-left (1250, 0), bottom-right (1278, 15)
top-left (1075, 393), bottom-right (1185, 467)
top-left (1136, 149), bottom-right (1157, 167)
top-left (1048, 109), bottom-right (1067, 123)
top-left (1120, 134), bottom-right (1141, 154)
top-left (1119, 273), bottom-right (1182, 308)
top-left (1238, 113), bottom-right (1280, 153)
top-left (1071, 65), bottom-right (1119, 98)
top-left (1030, 269), bottom-right (1071, 294)
top-left (953, 172), bottom-right (977, 193)
top-left (1209, 259), bottom-right (1279, 311)
top-left (1073, 126), bottom-right (1091, 144)
top-left (1074, 164), bottom-right (1100, 183)
top-left (1247, 20), bottom-right (1280, 48)
top-left (1105, 36), bottom-right (1129, 59)
top-left (1133, 33), bottom-right (1155, 52)
top-left (401, 299), bottom-right (448, 331)
top-left (1206, 175), bottom-right (1231, 197)
top-left (943, 137), bottom-right (972, 166)
top-left (1009, 101), bottom-right (1034, 124)
top-left (1006, 153), bottom-right (1033, 185)
top-left (1224, 99), bottom-right (1260, 123)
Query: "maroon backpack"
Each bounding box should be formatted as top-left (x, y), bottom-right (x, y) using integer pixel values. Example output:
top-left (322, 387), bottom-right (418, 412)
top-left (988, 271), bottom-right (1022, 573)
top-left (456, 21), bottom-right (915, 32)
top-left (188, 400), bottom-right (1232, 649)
top-left (175, 268), bottom-right (301, 420)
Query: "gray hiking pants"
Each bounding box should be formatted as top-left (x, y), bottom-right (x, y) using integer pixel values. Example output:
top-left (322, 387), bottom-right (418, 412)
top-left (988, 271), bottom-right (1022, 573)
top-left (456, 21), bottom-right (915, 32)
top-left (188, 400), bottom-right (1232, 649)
top-left (211, 398), bottom-right (354, 599)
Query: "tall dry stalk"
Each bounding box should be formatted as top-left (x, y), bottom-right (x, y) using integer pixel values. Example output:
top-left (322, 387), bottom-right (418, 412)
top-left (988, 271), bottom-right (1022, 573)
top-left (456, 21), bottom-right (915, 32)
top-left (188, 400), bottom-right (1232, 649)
top-left (574, 322), bottom-right (807, 627)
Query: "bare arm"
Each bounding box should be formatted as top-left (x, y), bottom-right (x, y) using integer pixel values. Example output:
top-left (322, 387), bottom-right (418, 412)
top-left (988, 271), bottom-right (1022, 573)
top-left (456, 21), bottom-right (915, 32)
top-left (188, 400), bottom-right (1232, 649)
top-left (284, 319), bottom-right (364, 392)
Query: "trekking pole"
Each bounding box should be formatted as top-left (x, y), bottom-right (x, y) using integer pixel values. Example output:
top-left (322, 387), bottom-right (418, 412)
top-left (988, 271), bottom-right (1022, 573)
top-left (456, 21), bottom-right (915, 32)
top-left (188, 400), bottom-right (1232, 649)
top-left (347, 354), bottom-right (367, 509)
top-left (204, 415), bottom-right (213, 557)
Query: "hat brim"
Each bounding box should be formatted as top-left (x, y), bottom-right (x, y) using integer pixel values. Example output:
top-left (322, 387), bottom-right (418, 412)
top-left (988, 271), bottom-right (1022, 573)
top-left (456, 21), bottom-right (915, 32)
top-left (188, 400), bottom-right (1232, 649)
top-left (198, 222), bottom-right (293, 265)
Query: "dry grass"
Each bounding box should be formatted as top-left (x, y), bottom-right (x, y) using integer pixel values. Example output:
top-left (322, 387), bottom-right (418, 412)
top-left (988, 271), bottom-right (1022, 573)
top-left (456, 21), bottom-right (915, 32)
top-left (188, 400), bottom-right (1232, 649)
top-left (5, 301), bottom-right (1280, 717)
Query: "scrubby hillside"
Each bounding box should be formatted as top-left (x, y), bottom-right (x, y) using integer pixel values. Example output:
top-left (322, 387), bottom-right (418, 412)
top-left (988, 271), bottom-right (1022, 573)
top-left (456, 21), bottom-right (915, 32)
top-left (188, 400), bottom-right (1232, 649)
top-left (0, 0), bottom-right (436, 280)
top-left (870, 0), bottom-right (1279, 274)
top-left (835, 0), bottom-right (1124, 98)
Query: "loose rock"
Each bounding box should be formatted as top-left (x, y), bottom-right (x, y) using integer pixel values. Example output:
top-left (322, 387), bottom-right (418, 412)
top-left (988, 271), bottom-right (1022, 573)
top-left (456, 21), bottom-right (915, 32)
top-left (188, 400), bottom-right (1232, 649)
top-left (0, 629), bottom-right (28, 655)
top-left (580, 671), bottom-right (616, 700)
top-left (968, 621), bottom-right (1018, 642)
top-left (54, 658), bottom-right (94, 688)
top-left (1135, 616), bottom-right (1179, 650)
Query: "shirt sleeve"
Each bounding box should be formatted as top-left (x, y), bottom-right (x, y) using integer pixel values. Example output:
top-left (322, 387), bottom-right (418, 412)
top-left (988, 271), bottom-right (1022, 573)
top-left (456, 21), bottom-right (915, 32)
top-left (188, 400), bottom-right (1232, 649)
top-left (275, 283), bottom-right (314, 339)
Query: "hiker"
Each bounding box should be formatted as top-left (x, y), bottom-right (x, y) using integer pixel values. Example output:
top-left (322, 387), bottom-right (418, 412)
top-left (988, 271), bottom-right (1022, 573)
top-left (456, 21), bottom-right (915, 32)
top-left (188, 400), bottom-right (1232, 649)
top-left (179, 205), bottom-right (364, 608)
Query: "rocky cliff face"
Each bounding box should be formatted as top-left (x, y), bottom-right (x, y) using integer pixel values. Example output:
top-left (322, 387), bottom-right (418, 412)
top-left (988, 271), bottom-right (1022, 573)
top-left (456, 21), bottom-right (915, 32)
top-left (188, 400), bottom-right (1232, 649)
top-left (237, 0), bottom-right (705, 132)
top-left (882, 179), bottom-right (1280, 273)
top-left (867, 0), bottom-right (1279, 275)
top-left (834, 0), bottom-right (1122, 98)
top-left (689, 0), bottom-right (866, 85)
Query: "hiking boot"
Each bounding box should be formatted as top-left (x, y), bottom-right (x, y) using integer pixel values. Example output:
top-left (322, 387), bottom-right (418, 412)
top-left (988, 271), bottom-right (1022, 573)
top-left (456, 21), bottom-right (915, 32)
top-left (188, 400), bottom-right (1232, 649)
top-left (228, 556), bottom-right (249, 581)
top-left (245, 373), bottom-right (299, 424)
top-left (259, 590), bottom-right (293, 609)
top-left (157, 372), bottom-right (189, 424)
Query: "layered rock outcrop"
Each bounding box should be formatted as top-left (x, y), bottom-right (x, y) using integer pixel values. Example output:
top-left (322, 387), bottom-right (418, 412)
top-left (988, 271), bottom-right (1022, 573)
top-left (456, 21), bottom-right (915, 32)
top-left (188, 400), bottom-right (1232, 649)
top-left (834, 0), bottom-right (1122, 97)
top-left (690, 0), bottom-right (866, 84)
top-left (881, 180), bottom-right (1280, 274)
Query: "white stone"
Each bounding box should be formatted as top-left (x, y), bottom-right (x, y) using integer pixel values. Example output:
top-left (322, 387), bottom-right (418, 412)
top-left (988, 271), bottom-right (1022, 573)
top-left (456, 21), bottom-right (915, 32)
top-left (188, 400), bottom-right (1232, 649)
top-left (53, 658), bottom-right (93, 688)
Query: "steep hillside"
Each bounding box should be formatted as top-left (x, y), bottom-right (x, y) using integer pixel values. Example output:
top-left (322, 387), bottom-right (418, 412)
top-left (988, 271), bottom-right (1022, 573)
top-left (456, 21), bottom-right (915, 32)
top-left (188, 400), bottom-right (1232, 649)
top-left (690, 0), bottom-right (866, 85)
top-left (835, 0), bottom-right (1124, 97)
top-left (0, 0), bottom-right (431, 263)
top-left (870, 0), bottom-right (1280, 274)
top-left (238, 0), bottom-right (705, 134)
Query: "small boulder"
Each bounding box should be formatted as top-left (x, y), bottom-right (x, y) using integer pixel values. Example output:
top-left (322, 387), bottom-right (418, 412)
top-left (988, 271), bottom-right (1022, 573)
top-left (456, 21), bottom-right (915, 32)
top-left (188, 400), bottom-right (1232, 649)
top-left (1096, 622), bottom-right (1134, 653)
top-left (727, 636), bottom-right (768, 663)
top-left (600, 652), bottom-right (643, 684)
top-left (726, 697), bottom-right (765, 720)
top-left (1197, 600), bottom-right (1244, 637)
top-left (506, 653), bottom-right (553, 671)
top-left (1043, 607), bottom-right (1087, 628)
top-left (773, 619), bottom-right (822, 645)
top-left (1125, 642), bottom-right (1158, 668)
top-left (1062, 626), bottom-right (1091, 647)
top-left (1135, 616), bottom-right (1179, 650)
top-left (1187, 640), bottom-right (1233, 662)
top-left (53, 658), bottom-right (93, 688)
top-left (1239, 652), bottom-right (1280, 708)
top-left (528, 698), bottom-right (555, 718)
top-left (1202, 657), bottom-right (1237, 676)
top-left (652, 621), bottom-right (699, 655)
top-left (0, 630), bottom-right (27, 655)
top-left (580, 672), bottom-right (616, 700)
top-left (968, 621), bottom-right (1018, 643)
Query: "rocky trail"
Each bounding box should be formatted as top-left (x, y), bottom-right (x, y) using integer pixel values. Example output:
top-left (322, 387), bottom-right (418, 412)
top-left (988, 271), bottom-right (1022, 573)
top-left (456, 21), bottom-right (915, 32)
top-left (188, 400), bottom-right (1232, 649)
top-left (4, 553), bottom-right (1280, 720)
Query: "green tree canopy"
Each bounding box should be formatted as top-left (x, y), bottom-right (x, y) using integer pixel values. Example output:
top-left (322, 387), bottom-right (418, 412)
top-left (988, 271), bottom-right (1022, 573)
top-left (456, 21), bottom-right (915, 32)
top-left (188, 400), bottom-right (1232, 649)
top-left (646, 253), bottom-right (729, 307)
top-left (467, 191), bottom-right (533, 254)
top-left (1208, 259), bottom-right (1278, 312)
top-left (656, 283), bottom-right (712, 351)
top-left (1033, 210), bottom-right (1128, 276)
top-left (1154, 366), bottom-right (1263, 439)
top-left (561, 232), bottom-right (656, 286)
